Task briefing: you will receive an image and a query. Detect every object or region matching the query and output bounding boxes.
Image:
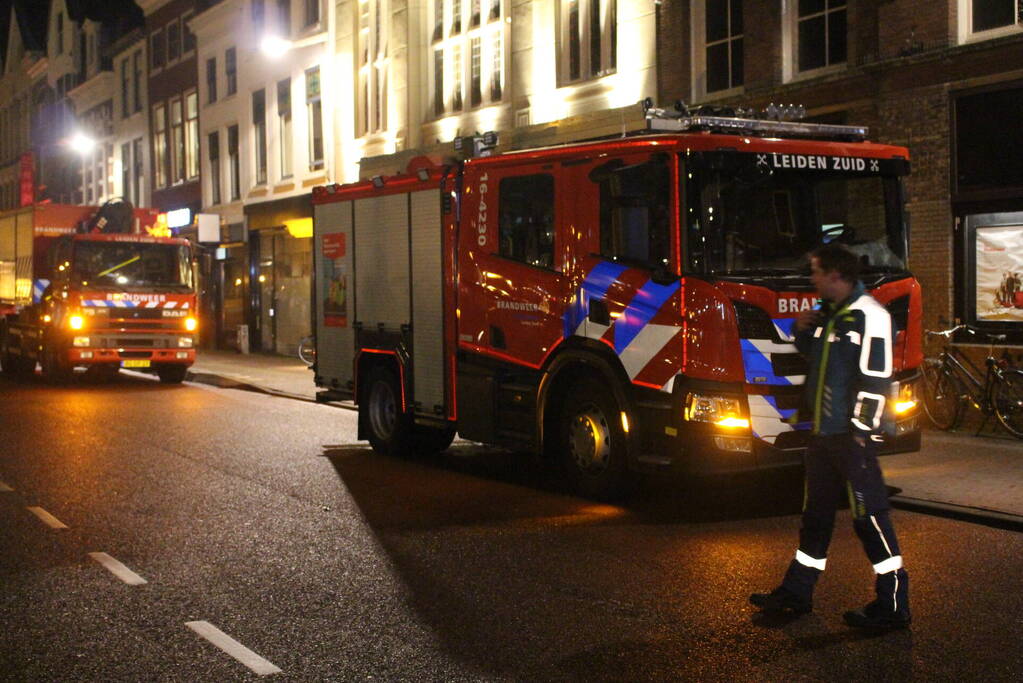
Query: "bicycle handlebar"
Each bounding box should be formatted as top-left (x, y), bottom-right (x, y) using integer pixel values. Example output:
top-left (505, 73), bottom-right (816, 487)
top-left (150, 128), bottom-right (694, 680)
top-left (925, 324), bottom-right (1007, 342)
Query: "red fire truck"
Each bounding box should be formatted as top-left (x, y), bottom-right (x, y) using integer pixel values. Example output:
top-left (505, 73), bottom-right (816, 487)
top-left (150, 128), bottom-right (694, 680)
top-left (311, 106), bottom-right (923, 498)
top-left (0, 201), bottom-right (198, 383)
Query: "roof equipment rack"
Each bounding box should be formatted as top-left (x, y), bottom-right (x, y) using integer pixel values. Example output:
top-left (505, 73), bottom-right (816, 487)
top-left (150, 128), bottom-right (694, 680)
top-left (641, 99), bottom-right (869, 142)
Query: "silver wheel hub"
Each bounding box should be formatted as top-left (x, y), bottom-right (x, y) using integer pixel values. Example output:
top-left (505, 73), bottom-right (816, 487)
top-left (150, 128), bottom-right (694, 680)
top-left (368, 381), bottom-right (397, 439)
top-left (568, 404), bottom-right (611, 473)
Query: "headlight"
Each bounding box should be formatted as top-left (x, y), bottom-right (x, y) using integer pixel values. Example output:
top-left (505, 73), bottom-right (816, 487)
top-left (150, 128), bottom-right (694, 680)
top-left (893, 381), bottom-right (918, 415)
top-left (178, 336), bottom-right (194, 348)
top-left (184, 317), bottom-right (198, 332)
top-left (68, 314), bottom-right (84, 330)
top-left (72, 336), bottom-right (90, 347)
top-left (684, 393), bottom-right (750, 429)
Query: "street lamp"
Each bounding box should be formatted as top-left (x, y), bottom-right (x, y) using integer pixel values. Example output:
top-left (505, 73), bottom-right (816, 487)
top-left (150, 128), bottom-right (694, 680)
top-left (260, 31), bottom-right (327, 59)
top-left (68, 131), bottom-right (96, 156)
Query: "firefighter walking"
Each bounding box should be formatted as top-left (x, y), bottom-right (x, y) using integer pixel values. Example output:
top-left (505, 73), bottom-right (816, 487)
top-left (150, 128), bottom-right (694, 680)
top-left (750, 244), bottom-right (912, 629)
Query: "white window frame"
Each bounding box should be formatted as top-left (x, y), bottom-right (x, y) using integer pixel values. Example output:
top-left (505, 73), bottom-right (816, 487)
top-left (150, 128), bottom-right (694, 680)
top-left (556, 0), bottom-right (617, 86)
top-left (691, 0), bottom-right (744, 102)
top-left (430, 0), bottom-right (505, 117)
top-left (958, 0), bottom-right (1023, 44)
top-left (357, 0), bottom-right (388, 135)
top-left (782, 0), bottom-right (847, 83)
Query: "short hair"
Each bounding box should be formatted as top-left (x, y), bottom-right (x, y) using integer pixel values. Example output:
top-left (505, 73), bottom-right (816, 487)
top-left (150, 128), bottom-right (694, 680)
top-left (811, 243), bottom-right (860, 283)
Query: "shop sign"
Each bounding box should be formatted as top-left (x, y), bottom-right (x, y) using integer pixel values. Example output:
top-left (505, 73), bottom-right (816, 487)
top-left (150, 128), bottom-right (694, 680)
top-left (976, 224), bottom-right (1023, 322)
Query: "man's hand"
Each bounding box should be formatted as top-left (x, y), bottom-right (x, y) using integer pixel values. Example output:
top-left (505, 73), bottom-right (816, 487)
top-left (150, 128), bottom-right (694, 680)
top-left (795, 309), bottom-right (822, 332)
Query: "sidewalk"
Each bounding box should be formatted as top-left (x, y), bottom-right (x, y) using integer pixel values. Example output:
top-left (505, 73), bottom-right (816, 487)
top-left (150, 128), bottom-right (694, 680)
top-left (187, 349), bottom-right (1023, 527)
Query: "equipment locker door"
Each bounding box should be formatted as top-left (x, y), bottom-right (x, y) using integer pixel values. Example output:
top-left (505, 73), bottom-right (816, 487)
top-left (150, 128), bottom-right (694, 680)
top-left (314, 199), bottom-right (355, 389)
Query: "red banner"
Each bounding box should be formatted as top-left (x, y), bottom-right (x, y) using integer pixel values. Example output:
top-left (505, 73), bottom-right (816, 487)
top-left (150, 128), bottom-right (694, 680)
top-left (19, 152), bottom-right (34, 206)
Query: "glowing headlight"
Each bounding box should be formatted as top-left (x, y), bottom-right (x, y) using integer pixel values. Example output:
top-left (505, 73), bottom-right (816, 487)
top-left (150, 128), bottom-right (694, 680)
top-left (68, 315), bottom-right (84, 330)
top-left (684, 393), bottom-right (750, 429)
top-left (894, 381), bottom-right (918, 415)
top-left (178, 336), bottom-right (194, 348)
top-left (184, 316), bottom-right (198, 332)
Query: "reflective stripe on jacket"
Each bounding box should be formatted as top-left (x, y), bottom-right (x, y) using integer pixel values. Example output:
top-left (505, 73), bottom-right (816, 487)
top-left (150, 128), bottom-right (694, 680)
top-left (794, 282), bottom-right (893, 436)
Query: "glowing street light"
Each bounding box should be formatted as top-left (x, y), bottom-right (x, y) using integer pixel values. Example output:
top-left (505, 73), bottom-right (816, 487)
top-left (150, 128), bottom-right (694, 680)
top-left (260, 35), bottom-right (293, 58)
top-left (69, 131), bottom-right (96, 155)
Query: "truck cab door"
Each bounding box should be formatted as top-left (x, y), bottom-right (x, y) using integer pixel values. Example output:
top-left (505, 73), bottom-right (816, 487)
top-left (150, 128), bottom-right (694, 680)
top-left (458, 163), bottom-right (568, 368)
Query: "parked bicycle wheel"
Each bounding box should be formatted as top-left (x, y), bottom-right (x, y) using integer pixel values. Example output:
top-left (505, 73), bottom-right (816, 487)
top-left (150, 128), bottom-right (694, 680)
top-left (298, 335), bottom-right (316, 366)
top-left (922, 359), bottom-right (962, 430)
top-left (993, 369), bottom-right (1023, 439)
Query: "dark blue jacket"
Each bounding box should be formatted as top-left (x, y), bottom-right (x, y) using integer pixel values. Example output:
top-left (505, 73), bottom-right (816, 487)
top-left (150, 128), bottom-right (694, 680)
top-left (794, 282), bottom-right (894, 437)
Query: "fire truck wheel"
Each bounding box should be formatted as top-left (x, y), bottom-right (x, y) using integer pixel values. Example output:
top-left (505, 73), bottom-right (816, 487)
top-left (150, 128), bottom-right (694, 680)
top-left (40, 343), bottom-right (72, 384)
top-left (86, 364), bottom-right (120, 382)
top-left (364, 366), bottom-right (413, 457)
top-left (413, 425), bottom-right (456, 456)
top-left (558, 378), bottom-right (630, 500)
top-left (156, 364), bottom-right (188, 384)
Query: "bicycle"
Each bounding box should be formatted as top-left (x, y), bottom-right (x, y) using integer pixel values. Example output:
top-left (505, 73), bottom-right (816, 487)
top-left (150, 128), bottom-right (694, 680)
top-left (921, 324), bottom-right (1023, 439)
top-left (298, 335), bottom-right (316, 366)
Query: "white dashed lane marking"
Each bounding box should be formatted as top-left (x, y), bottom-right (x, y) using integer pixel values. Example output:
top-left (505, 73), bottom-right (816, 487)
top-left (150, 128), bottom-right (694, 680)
top-left (26, 506), bottom-right (68, 529)
top-left (185, 621), bottom-right (282, 676)
top-left (88, 552), bottom-right (148, 586)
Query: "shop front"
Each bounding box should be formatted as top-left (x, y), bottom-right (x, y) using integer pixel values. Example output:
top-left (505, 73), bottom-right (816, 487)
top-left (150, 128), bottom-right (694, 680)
top-left (243, 194), bottom-right (313, 356)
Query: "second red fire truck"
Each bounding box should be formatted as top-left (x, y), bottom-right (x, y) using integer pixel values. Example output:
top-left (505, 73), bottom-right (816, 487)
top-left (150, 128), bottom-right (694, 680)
top-left (311, 106), bottom-right (923, 498)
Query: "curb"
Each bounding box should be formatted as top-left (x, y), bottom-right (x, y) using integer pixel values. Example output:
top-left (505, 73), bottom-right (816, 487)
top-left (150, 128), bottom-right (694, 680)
top-left (184, 371), bottom-right (357, 411)
top-left (890, 495), bottom-right (1023, 533)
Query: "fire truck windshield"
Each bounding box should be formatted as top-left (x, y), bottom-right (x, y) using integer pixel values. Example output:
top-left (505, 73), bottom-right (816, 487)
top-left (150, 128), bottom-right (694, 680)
top-left (71, 241), bottom-right (193, 290)
top-left (685, 152), bottom-right (907, 279)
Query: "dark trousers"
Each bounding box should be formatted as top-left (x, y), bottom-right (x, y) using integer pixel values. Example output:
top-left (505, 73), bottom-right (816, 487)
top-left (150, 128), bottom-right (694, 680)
top-left (781, 433), bottom-right (910, 615)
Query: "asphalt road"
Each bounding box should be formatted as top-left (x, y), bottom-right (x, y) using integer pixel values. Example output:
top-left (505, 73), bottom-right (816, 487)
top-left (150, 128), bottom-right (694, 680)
top-left (1, 371), bottom-right (1021, 681)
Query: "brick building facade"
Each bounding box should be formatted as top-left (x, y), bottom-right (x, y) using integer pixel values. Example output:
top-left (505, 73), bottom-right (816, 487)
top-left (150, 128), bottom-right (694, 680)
top-left (658, 0), bottom-right (1023, 349)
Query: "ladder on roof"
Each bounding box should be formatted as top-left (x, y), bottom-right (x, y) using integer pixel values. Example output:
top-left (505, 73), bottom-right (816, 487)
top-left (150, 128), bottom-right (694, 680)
top-left (643, 100), bottom-right (869, 142)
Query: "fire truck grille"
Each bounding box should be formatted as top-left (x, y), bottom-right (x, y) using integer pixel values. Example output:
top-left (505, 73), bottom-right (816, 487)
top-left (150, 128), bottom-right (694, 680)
top-left (118, 351), bottom-right (152, 359)
top-left (732, 301), bottom-right (779, 341)
top-left (115, 338), bottom-right (155, 347)
top-left (105, 309), bottom-right (167, 321)
top-left (766, 388), bottom-right (803, 411)
top-left (771, 353), bottom-right (808, 377)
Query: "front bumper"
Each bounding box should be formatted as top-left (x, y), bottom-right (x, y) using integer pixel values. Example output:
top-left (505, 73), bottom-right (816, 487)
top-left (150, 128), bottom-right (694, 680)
top-left (66, 344), bottom-right (196, 367)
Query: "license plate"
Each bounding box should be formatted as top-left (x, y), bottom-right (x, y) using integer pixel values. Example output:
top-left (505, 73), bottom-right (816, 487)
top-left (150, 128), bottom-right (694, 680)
top-left (122, 360), bottom-right (151, 368)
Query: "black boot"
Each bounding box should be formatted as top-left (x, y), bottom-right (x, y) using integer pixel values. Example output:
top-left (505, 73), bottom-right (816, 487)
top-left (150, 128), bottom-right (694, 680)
top-left (843, 600), bottom-right (911, 629)
top-left (749, 586), bottom-right (813, 614)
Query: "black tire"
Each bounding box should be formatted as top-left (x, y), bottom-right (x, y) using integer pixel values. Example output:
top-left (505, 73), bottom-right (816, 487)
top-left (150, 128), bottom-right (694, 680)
top-left (412, 425), bottom-right (456, 456)
top-left (40, 341), bottom-right (72, 384)
top-left (557, 377), bottom-right (631, 500)
top-left (156, 364), bottom-right (188, 384)
top-left (921, 359), bottom-right (962, 431)
top-left (85, 364), bottom-right (120, 382)
top-left (993, 369), bottom-right (1023, 439)
top-left (363, 366), bottom-right (413, 456)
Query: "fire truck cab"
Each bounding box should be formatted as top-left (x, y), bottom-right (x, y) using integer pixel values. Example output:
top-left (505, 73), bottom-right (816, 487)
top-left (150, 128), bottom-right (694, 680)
top-left (312, 107), bottom-right (922, 498)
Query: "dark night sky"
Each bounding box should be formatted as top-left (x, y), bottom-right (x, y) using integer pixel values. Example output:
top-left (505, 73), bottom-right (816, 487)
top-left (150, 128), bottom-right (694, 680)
top-left (1, 0), bottom-right (143, 64)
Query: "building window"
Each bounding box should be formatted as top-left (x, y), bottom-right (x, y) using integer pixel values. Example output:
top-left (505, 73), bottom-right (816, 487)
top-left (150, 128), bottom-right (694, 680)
top-left (228, 124), bottom-right (241, 200)
top-left (276, 0), bottom-right (291, 36)
top-left (121, 58), bottom-right (130, 117)
top-left (253, 89), bottom-right (267, 184)
top-left (357, 0), bottom-right (388, 135)
top-left (794, 0), bottom-right (846, 73)
top-left (170, 98), bottom-right (184, 183)
top-left (253, 0), bottom-right (266, 34)
top-left (167, 18), bottom-right (181, 63)
top-left (153, 104), bottom-right (167, 188)
top-left (432, 0), bottom-right (504, 115)
top-left (151, 29), bottom-right (165, 70)
top-left (695, 0), bottom-right (743, 95)
top-left (121, 142), bottom-right (131, 203)
top-left (278, 79), bottom-right (292, 177)
top-left (182, 12), bottom-right (195, 53)
top-left (132, 137), bottom-right (143, 204)
top-left (498, 174), bottom-right (555, 268)
top-left (209, 131), bottom-right (221, 205)
top-left (226, 47), bottom-right (237, 96)
top-left (133, 50), bottom-right (143, 112)
top-left (305, 0), bottom-right (320, 26)
top-left (185, 91), bottom-right (199, 180)
top-left (306, 67), bottom-right (323, 169)
top-left (558, 0), bottom-right (616, 84)
top-left (960, 0), bottom-right (1023, 41)
top-left (207, 58), bottom-right (218, 103)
